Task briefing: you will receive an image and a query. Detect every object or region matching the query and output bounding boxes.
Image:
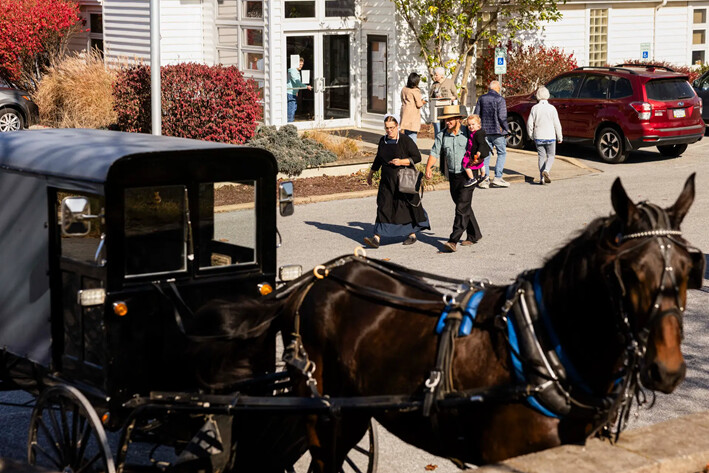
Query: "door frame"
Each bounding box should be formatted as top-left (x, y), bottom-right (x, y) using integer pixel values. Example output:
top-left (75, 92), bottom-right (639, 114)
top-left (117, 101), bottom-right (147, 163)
top-left (284, 31), bottom-right (355, 129)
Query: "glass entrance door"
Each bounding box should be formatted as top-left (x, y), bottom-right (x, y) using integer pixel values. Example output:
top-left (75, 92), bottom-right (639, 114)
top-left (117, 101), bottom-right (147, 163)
top-left (286, 33), bottom-right (352, 127)
top-left (321, 34), bottom-right (350, 121)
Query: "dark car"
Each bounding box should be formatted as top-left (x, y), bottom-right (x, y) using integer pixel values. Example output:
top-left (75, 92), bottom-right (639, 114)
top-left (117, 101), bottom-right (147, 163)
top-left (691, 70), bottom-right (709, 124)
top-left (0, 78), bottom-right (39, 132)
top-left (506, 65), bottom-right (705, 163)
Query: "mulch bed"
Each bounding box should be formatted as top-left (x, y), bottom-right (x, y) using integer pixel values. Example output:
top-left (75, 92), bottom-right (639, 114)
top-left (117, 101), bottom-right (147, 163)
top-left (215, 174), bottom-right (372, 206)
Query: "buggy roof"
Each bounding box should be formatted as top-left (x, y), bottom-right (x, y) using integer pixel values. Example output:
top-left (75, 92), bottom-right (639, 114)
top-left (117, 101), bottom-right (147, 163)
top-left (0, 129), bottom-right (237, 184)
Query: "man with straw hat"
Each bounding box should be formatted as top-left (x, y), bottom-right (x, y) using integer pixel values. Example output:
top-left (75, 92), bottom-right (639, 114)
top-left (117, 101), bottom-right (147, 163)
top-left (425, 104), bottom-right (483, 253)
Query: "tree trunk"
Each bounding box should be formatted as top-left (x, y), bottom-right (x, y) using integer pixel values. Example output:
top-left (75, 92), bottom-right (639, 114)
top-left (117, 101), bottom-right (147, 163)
top-left (459, 49), bottom-right (475, 106)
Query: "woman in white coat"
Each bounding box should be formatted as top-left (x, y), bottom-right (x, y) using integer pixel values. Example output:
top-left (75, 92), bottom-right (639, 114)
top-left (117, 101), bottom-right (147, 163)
top-left (526, 86), bottom-right (563, 185)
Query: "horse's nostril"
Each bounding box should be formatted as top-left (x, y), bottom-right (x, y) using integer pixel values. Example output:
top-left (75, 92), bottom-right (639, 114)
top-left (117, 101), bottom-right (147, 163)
top-left (649, 362), bottom-right (663, 383)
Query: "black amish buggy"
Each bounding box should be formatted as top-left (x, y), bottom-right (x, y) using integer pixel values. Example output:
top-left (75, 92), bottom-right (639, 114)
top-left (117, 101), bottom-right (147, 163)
top-left (0, 129), bottom-right (377, 473)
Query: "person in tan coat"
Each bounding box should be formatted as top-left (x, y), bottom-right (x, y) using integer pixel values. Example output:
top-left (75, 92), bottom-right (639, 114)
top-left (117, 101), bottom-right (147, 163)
top-left (400, 72), bottom-right (426, 143)
top-left (429, 67), bottom-right (458, 136)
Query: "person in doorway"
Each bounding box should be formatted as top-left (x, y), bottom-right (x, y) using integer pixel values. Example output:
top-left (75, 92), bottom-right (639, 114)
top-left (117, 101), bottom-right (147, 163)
top-left (429, 67), bottom-right (458, 136)
top-left (462, 114), bottom-right (490, 187)
top-left (526, 86), bottom-right (563, 185)
top-left (363, 114), bottom-right (431, 248)
top-left (425, 105), bottom-right (482, 253)
top-left (400, 72), bottom-right (426, 143)
top-left (287, 56), bottom-right (312, 122)
top-left (474, 80), bottom-right (509, 188)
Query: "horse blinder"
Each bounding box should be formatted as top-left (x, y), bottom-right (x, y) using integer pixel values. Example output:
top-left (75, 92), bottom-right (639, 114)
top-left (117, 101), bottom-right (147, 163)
top-left (687, 249), bottom-right (706, 290)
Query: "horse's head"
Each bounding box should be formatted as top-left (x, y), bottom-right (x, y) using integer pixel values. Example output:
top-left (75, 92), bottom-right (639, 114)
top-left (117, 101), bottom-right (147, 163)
top-left (608, 173), bottom-right (704, 394)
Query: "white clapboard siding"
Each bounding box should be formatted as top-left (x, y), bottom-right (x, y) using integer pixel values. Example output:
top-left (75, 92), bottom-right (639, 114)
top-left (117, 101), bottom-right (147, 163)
top-left (607, 6), bottom-right (654, 64)
top-left (103, 0), bottom-right (204, 65)
top-left (655, 4), bottom-right (690, 64)
top-left (103, 0), bottom-right (151, 64)
top-left (533, 4), bottom-right (588, 65)
top-left (161, 0), bottom-right (204, 63)
top-left (359, 0), bottom-right (399, 131)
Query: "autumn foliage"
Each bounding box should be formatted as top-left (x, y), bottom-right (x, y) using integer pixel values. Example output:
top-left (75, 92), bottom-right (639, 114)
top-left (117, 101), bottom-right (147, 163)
top-left (481, 42), bottom-right (578, 96)
top-left (113, 63), bottom-right (262, 144)
top-left (0, 0), bottom-right (82, 91)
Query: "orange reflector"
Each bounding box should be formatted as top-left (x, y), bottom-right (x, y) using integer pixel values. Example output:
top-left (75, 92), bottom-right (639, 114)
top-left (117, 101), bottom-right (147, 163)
top-left (101, 412), bottom-right (110, 425)
top-left (258, 283), bottom-right (273, 296)
top-left (113, 302), bottom-right (128, 316)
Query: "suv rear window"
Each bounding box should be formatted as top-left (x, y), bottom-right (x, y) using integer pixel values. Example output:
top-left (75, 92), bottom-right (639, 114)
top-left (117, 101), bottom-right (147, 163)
top-left (645, 79), bottom-right (694, 101)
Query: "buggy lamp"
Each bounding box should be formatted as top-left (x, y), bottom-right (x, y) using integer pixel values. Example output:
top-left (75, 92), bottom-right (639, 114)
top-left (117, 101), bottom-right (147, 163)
top-left (258, 283), bottom-right (273, 296)
top-left (113, 302), bottom-right (128, 317)
top-left (78, 288), bottom-right (106, 306)
top-left (279, 265), bottom-right (303, 282)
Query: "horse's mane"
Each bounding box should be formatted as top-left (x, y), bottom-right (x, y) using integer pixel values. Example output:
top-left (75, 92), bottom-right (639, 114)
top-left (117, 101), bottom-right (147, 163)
top-left (543, 214), bottom-right (617, 292)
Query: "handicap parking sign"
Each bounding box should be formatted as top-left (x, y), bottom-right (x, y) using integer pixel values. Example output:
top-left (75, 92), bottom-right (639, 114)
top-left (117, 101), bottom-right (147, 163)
top-left (642, 51), bottom-right (649, 59)
top-left (494, 48), bottom-right (507, 74)
top-left (640, 42), bottom-right (651, 60)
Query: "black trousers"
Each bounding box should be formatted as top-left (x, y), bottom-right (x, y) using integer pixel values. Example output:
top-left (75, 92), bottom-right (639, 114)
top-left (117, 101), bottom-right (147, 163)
top-left (448, 172), bottom-right (482, 243)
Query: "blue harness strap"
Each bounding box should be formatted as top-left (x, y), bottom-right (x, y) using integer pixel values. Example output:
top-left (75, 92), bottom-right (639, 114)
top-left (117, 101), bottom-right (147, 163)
top-left (505, 313), bottom-right (560, 418)
top-left (435, 290), bottom-right (484, 336)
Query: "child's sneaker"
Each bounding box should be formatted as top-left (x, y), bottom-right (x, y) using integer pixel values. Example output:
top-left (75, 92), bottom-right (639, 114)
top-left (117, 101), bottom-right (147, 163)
top-left (463, 178), bottom-right (476, 187)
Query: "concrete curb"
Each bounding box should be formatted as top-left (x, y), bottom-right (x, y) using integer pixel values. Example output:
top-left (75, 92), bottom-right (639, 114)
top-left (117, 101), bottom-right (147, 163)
top-left (477, 411), bottom-right (709, 473)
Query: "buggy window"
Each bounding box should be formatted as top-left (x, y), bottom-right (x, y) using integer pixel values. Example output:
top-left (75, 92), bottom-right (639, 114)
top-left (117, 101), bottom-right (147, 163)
top-left (646, 79), bottom-right (695, 101)
top-left (124, 185), bottom-right (187, 277)
top-left (546, 74), bottom-right (583, 99)
top-left (198, 181), bottom-right (257, 269)
top-left (58, 192), bottom-right (105, 265)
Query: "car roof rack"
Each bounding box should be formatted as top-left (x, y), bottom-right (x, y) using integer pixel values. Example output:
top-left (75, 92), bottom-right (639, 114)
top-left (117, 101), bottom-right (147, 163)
top-left (614, 63), bottom-right (676, 72)
top-left (573, 66), bottom-right (637, 75)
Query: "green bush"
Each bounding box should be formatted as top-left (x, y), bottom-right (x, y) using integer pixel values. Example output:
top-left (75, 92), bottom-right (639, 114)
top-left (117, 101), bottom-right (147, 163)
top-left (248, 125), bottom-right (337, 177)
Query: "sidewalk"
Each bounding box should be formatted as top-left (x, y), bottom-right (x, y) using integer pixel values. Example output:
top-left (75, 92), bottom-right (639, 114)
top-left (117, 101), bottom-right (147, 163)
top-left (290, 129), bottom-right (600, 185)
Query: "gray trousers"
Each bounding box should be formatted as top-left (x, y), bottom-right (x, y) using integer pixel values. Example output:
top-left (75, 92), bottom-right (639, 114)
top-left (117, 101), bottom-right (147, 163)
top-left (536, 141), bottom-right (556, 175)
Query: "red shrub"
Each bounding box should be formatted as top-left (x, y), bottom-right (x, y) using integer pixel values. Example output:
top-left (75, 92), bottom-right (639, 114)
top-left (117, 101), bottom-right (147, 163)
top-left (480, 42), bottom-right (578, 96)
top-left (0, 0), bottom-right (82, 90)
top-left (113, 63), bottom-right (262, 144)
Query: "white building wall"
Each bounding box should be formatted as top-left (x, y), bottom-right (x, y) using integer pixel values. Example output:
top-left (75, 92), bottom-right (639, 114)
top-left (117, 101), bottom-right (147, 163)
top-left (607, 5), bottom-right (654, 64)
top-left (103, 0), bottom-right (150, 64)
top-left (160, 0), bottom-right (204, 63)
top-left (655, 3), bottom-right (691, 63)
top-left (360, 0), bottom-right (398, 130)
top-left (103, 0), bottom-right (204, 65)
top-left (534, 4), bottom-right (588, 65)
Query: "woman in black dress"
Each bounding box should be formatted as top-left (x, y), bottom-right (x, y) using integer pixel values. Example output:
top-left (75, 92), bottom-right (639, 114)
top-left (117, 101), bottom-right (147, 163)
top-left (363, 114), bottom-right (430, 247)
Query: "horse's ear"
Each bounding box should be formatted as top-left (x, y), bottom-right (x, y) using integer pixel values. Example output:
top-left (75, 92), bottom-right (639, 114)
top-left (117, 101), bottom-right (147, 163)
top-left (611, 177), bottom-right (636, 226)
top-left (666, 173), bottom-right (696, 228)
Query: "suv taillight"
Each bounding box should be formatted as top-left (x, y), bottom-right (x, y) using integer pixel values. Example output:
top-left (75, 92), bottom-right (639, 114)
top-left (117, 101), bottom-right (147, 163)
top-left (697, 98), bottom-right (703, 115)
top-left (630, 102), bottom-right (652, 120)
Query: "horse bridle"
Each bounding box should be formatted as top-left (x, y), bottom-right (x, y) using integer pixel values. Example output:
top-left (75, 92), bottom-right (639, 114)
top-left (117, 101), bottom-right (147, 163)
top-left (602, 202), bottom-right (701, 438)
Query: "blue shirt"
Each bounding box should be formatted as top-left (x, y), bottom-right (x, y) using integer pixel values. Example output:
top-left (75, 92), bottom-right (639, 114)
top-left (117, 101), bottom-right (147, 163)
top-left (287, 68), bottom-right (305, 94)
top-left (430, 125), bottom-right (469, 175)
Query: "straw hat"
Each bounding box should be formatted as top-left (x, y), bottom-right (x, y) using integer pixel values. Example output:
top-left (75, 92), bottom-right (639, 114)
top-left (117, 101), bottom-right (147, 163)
top-left (437, 104), bottom-right (467, 120)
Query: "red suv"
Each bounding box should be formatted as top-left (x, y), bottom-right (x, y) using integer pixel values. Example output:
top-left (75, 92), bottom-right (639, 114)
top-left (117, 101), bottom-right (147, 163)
top-left (505, 65), bottom-right (705, 163)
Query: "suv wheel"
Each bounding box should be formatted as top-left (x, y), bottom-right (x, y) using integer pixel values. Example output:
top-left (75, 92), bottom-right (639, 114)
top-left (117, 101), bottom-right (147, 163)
top-left (506, 116), bottom-right (525, 149)
top-left (657, 144), bottom-right (688, 158)
top-left (0, 108), bottom-right (23, 132)
top-left (596, 127), bottom-right (629, 163)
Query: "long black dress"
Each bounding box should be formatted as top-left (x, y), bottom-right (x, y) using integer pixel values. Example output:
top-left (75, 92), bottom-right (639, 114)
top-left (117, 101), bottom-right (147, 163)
top-left (371, 133), bottom-right (430, 237)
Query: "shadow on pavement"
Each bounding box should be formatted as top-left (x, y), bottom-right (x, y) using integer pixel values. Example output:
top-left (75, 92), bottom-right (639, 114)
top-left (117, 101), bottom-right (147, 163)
top-left (554, 143), bottom-right (691, 165)
top-left (303, 222), bottom-right (447, 250)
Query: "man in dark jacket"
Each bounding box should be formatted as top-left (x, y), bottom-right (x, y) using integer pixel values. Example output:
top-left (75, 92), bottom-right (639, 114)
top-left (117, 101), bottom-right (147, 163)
top-left (474, 80), bottom-right (510, 188)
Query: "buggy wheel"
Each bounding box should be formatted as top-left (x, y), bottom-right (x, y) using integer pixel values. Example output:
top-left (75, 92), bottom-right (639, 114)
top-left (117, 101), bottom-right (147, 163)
top-left (288, 419), bottom-right (378, 473)
top-left (28, 385), bottom-right (116, 473)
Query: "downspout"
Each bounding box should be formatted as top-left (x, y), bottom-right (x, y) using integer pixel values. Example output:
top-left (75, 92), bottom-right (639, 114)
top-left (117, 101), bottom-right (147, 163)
top-left (652, 0), bottom-right (668, 61)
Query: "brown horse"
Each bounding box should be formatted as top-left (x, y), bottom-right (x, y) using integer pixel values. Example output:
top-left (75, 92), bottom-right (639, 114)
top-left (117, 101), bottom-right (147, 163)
top-left (276, 175), bottom-right (704, 472)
